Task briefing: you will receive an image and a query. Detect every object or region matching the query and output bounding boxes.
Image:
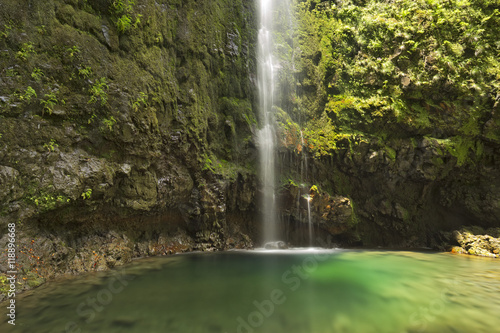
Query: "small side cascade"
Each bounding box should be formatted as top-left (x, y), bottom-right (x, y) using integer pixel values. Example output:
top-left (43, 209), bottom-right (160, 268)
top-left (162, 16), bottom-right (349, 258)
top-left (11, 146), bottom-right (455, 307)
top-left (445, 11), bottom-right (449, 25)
top-left (300, 130), bottom-right (308, 182)
top-left (306, 194), bottom-right (313, 247)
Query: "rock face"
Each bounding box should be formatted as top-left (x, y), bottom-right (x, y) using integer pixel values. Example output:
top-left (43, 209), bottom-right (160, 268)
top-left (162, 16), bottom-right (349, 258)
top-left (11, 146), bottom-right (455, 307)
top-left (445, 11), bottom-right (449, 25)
top-left (272, 0), bottom-right (500, 249)
top-left (278, 177), bottom-right (356, 246)
top-left (276, 134), bottom-right (500, 248)
top-left (0, 0), bottom-right (261, 297)
top-left (326, 138), bottom-right (500, 248)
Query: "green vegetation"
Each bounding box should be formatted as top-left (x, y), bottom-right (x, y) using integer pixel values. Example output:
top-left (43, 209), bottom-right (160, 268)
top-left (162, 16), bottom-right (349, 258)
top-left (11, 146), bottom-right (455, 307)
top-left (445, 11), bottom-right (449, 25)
top-left (31, 68), bottom-right (44, 82)
top-left (102, 116), bottom-right (117, 131)
top-left (111, 0), bottom-right (141, 33)
top-left (88, 77), bottom-right (109, 106)
top-left (40, 92), bottom-right (59, 115)
top-left (0, 0), bottom-right (259, 233)
top-left (278, 0), bottom-right (500, 164)
top-left (81, 188), bottom-right (92, 200)
top-left (20, 86), bottom-right (37, 104)
top-left (132, 92), bottom-right (148, 111)
top-left (16, 42), bottom-right (35, 60)
top-left (43, 139), bottom-right (58, 152)
top-left (29, 192), bottom-right (70, 212)
top-left (0, 23), bottom-right (12, 39)
top-left (66, 45), bottom-right (80, 59)
top-left (0, 275), bottom-right (10, 296)
top-left (78, 66), bottom-right (92, 79)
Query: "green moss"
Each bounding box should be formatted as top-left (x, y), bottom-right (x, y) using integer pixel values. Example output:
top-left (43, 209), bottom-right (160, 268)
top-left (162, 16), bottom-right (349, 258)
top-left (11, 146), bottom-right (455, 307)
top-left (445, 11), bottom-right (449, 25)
top-left (349, 199), bottom-right (359, 226)
top-left (285, 0), bottom-right (500, 164)
top-left (431, 157), bottom-right (445, 166)
top-left (332, 168), bottom-right (352, 195)
top-left (384, 146), bottom-right (396, 161)
top-left (26, 271), bottom-right (46, 288)
top-left (442, 136), bottom-right (483, 166)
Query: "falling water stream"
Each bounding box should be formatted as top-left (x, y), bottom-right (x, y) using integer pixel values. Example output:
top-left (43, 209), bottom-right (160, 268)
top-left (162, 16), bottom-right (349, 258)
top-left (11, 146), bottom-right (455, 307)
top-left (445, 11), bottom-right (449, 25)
top-left (257, 0), bottom-right (277, 243)
top-left (306, 196), bottom-right (313, 247)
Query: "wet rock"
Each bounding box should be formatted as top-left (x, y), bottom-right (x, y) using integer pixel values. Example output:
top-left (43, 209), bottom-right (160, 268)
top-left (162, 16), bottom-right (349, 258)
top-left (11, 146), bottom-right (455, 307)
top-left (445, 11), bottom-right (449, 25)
top-left (278, 180), bottom-right (355, 245)
top-left (0, 165), bottom-right (23, 202)
top-left (450, 228), bottom-right (500, 258)
top-left (119, 170), bottom-right (158, 210)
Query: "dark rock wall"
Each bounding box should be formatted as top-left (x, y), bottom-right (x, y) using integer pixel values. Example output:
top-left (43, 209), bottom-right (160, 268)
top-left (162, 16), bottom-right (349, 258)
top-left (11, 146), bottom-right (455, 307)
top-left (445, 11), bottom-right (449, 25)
top-left (0, 0), bottom-right (260, 294)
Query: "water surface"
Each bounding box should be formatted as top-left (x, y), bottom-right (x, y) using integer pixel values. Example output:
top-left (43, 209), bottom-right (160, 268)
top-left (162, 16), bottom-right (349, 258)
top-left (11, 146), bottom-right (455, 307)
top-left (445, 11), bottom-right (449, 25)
top-left (3, 249), bottom-right (500, 333)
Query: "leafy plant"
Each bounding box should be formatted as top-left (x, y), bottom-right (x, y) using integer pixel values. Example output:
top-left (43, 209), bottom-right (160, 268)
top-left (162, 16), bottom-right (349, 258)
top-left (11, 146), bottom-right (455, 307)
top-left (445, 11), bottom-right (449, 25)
top-left (66, 45), bottom-right (80, 59)
top-left (0, 275), bottom-right (9, 295)
top-left (78, 65), bottom-right (92, 78)
top-left (0, 23), bottom-right (13, 39)
top-left (40, 92), bottom-right (58, 115)
top-left (30, 192), bottom-right (69, 212)
top-left (132, 92), bottom-right (148, 111)
top-left (5, 68), bottom-right (17, 77)
top-left (102, 116), bottom-right (117, 131)
top-left (88, 77), bottom-right (109, 106)
top-left (16, 42), bottom-right (35, 60)
top-left (116, 15), bottom-right (132, 32)
top-left (88, 113), bottom-right (97, 124)
top-left (203, 156), bottom-right (213, 171)
top-left (111, 0), bottom-right (141, 33)
top-left (43, 139), bottom-right (58, 152)
top-left (20, 86), bottom-right (37, 104)
top-left (31, 68), bottom-right (44, 82)
top-left (81, 188), bottom-right (92, 200)
top-left (112, 0), bottom-right (133, 13)
top-left (36, 25), bottom-right (47, 35)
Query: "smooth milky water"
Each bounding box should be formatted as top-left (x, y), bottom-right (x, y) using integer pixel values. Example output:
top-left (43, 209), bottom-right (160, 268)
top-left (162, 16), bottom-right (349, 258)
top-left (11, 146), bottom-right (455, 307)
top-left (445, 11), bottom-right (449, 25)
top-left (3, 250), bottom-right (500, 333)
top-left (257, 0), bottom-right (277, 243)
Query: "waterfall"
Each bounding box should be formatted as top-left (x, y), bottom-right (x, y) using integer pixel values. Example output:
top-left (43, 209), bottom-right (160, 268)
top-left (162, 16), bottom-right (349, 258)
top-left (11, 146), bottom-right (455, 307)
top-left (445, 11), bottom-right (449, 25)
top-left (257, 0), bottom-right (277, 243)
top-left (306, 195), bottom-right (313, 247)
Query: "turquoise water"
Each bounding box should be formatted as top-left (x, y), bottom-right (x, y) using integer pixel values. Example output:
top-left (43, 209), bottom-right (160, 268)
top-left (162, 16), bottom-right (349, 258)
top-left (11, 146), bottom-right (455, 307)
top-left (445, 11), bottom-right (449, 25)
top-left (2, 249), bottom-right (500, 333)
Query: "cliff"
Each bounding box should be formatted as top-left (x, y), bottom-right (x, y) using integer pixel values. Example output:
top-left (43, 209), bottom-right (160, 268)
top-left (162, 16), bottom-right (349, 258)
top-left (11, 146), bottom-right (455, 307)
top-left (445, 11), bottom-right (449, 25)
top-left (274, 0), bottom-right (500, 248)
top-left (0, 0), bottom-right (259, 294)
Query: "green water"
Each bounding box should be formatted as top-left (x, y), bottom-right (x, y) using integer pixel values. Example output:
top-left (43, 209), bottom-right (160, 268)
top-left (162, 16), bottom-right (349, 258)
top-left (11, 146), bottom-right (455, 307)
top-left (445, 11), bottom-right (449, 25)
top-left (2, 249), bottom-right (500, 333)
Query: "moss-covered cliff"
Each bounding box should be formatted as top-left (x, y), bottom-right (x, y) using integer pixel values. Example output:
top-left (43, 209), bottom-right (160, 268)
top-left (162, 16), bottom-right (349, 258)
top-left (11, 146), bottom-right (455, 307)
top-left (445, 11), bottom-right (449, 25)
top-left (0, 0), bottom-right (261, 295)
top-left (274, 0), bottom-right (500, 247)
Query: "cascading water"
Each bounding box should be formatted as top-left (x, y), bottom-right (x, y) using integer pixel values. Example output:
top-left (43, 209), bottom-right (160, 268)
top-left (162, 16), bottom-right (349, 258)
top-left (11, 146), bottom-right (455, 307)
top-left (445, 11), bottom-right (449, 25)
top-left (306, 195), bottom-right (313, 247)
top-left (257, 0), bottom-right (278, 243)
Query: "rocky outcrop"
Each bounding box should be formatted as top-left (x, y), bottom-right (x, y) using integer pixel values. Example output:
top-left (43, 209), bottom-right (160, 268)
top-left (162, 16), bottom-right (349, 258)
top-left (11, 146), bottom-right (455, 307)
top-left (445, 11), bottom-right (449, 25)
top-left (449, 227), bottom-right (500, 258)
top-left (274, 128), bottom-right (500, 248)
top-left (278, 179), bottom-right (356, 246)
top-left (311, 137), bottom-right (500, 248)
